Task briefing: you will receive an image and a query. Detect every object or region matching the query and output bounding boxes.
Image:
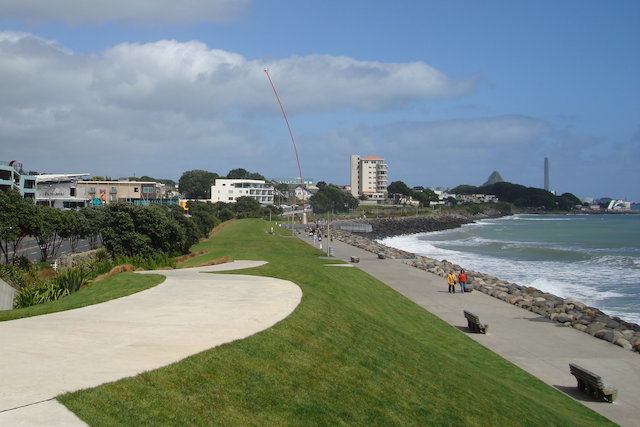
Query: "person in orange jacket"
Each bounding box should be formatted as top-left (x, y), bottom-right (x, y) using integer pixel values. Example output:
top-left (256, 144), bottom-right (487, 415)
top-left (458, 269), bottom-right (467, 294)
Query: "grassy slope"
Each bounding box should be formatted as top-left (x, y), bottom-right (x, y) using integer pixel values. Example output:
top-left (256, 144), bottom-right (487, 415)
top-left (58, 219), bottom-right (612, 426)
top-left (0, 273), bottom-right (165, 322)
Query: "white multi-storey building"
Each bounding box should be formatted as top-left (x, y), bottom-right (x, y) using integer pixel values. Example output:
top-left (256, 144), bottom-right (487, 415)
top-left (210, 179), bottom-right (274, 204)
top-left (349, 155), bottom-right (388, 201)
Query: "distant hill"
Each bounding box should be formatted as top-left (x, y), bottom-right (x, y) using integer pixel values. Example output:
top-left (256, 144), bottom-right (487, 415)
top-left (450, 181), bottom-right (581, 210)
top-left (482, 171), bottom-right (504, 186)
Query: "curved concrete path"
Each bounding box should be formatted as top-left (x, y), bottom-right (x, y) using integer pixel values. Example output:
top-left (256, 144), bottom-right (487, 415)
top-left (310, 234), bottom-right (640, 426)
top-left (0, 261), bottom-right (302, 426)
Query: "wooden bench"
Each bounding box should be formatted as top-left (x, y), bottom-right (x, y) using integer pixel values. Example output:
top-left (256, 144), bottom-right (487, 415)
top-left (350, 256), bottom-right (360, 263)
top-left (463, 310), bottom-right (488, 334)
top-left (569, 363), bottom-right (617, 403)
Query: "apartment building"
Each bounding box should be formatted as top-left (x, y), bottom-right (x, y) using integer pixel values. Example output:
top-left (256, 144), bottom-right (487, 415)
top-left (210, 179), bottom-right (274, 204)
top-left (0, 160), bottom-right (36, 200)
top-left (349, 155), bottom-right (388, 201)
top-left (75, 180), bottom-right (162, 206)
top-left (36, 174), bottom-right (90, 208)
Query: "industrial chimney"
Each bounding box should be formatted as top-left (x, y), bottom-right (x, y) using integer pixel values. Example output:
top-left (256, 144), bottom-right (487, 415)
top-left (544, 157), bottom-right (550, 191)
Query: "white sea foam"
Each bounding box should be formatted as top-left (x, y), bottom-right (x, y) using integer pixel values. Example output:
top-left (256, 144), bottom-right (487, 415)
top-left (605, 310), bottom-right (640, 325)
top-left (380, 228), bottom-right (640, 325)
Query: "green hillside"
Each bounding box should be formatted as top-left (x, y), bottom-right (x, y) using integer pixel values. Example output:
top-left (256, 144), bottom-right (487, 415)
top-left (58, 219), bottom-right (612, 426)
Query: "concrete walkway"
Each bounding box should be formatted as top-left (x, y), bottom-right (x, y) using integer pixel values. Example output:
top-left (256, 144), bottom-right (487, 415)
top-left (0, 261), bottom-right (302, 426)
top-left (308, 234), bottom-right (640, 426)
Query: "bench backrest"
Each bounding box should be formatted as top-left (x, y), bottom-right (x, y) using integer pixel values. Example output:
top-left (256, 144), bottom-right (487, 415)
top-left (569, 363), bottom-right (604, 387)
top-left (464, 310), bottom-right (481, 324)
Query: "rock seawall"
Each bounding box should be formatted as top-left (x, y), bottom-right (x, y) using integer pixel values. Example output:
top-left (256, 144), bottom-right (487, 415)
top-left (337, 211), bottom-right (505, 240)
top-left (331, 222), bottom-right (640, 354)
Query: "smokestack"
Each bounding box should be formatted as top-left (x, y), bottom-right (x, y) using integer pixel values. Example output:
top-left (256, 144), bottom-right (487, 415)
top-left (544, 157), bottom-right (550, 191)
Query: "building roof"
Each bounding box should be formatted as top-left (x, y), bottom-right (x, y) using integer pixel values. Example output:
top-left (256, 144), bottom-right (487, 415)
top-left (36, 174), bottom-right (90, 182)
top-left (362, 156), bottom-right (384, 160)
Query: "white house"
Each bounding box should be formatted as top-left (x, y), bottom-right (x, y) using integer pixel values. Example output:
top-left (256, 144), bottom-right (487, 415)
top-left (210, 179), bottom-right (274, 204)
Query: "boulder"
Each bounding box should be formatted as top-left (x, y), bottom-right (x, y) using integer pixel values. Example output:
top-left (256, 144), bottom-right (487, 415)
top-left (572, 324), bottom-right (588, 332)
top-left (532, 297), bottom-right (547, 307)
top-left (586, 322), bottom-right (607, 336)
top-left (614, 338), bottom-right (633, 351)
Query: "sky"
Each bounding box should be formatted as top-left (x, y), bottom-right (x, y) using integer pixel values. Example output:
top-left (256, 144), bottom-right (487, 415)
top-left (1, 0), bottom-right (638, 201)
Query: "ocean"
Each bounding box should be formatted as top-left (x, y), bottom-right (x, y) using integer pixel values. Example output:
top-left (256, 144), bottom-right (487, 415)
top-left (380, 214), bottom-right (640, 325)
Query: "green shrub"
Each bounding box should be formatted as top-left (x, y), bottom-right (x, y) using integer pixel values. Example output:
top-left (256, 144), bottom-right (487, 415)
top-left (12, 255), bottom-right (33, 271)
top-left (54, 267), bottom-right (89, 294)
top-left (85, 260), bottom-right (115, 279)
top-left (36, 280), bottom-right (69, 304)
top-left (0, 264), bottom-right (29, 289)
top-left (114, 252), bottom-right (175, 271)
top-left (14, 284), bottom-right (39, 308)
top-left (94, 247), bottom-right (110, 263)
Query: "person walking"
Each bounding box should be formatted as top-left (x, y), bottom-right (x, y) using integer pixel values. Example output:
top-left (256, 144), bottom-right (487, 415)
top-left (447, 271), bottom-right (457, 294)
top-left (458, 269), bottom-right (467, 294)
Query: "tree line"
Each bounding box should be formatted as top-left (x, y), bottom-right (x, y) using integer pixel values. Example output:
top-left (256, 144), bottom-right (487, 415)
top-left (450, 182), bottom-right (581, 210)
top-left (178, 168), bottom-right (266, 199)
top-left (0, 189), bottom-right (279, 265)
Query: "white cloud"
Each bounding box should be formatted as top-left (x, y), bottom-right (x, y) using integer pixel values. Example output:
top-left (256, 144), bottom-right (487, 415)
top-left (0, 33), bottom-right (474, 115)
top-left (0, 0), bottom-right (249, 25)
top-left (0, 31), bottom-right (474, 179)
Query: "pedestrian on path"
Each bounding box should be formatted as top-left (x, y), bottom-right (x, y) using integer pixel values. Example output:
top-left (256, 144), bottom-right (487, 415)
top-left (458, 269), bottom-right (467, 294)
top-left (447, 271), bottom-right (457, 294)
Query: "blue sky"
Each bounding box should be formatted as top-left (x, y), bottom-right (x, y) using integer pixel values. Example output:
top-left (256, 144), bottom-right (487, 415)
top-left (1, 0), bottom-right (638, 200)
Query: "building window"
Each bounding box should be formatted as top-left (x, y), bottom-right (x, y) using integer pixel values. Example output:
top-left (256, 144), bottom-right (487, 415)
top-left (134, 187), bottom-right (139, 192)
top-left (70, 188), bottom-right (76, 197)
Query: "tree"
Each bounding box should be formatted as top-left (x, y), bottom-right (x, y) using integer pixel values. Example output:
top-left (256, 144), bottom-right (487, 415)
top-left (178, 170), bottom-right (219, 199)
top-left (101, 206), bottom-right (150, 257)
top-left (0, 190), bottom-right (37, 264)
top-left (449, 184), bottom-right (479, 195)
top-left (32, 206), bottom-right (66, 262)
top-left (166, 205), bottom-right (201, 251)
top-left (309, 185), bottom-right (359, 213)
top-left (79, 207), bottom-right (105, 249)
top-left (226, 168), bottom-right (265, 181)
top-left (234, 196), bottom-right (262, 218)
top-left (101, 203), bottom-right (189, 257)
top-left (57, 210), bottom-right (80, 253)
top-left (387, 181), bottom-right (413, 197)
top-left (412, 190), bottom-right (439, 207)
top-left (187, 201), bottom-right (221, 237)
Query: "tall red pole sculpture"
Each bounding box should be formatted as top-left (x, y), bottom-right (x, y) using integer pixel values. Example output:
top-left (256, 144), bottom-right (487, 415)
top-left (264, 68), bottom-right (307, 224)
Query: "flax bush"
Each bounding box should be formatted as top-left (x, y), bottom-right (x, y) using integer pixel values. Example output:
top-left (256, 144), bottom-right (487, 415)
top-left (54, 267), bottom-right (89, 294)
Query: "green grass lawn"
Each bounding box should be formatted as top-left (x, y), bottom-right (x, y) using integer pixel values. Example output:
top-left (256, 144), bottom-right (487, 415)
top-left (58, 219), bottom-right (612, 425)
top-left (0, 273), bottom-right (165, 322)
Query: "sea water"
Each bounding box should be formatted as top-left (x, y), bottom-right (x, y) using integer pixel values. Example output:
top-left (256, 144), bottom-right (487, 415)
top-left (380, 214), bottom-right (640, 325)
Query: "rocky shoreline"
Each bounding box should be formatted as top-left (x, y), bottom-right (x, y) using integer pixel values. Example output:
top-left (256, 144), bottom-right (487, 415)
top-left (331, 214), bottom-right (640, 354)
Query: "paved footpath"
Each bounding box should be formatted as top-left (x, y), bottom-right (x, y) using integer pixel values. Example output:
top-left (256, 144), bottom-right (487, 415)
top-left (309, 234), bottom-right (640, 426)
top-left (0, 261), bottom-right (302, 426)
